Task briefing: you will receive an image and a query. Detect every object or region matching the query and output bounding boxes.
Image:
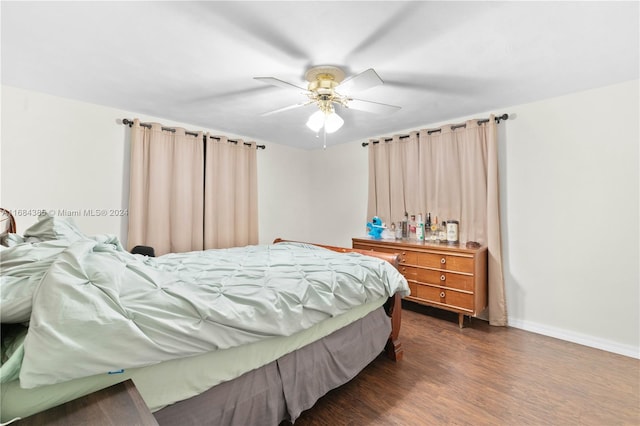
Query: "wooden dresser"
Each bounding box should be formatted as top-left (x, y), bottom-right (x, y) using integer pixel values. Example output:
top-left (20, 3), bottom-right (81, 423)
top-left (353, 237), bottom-right (487, 327)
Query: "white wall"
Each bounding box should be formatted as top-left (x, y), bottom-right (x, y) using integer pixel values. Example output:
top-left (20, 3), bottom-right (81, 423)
top-left (307, 141), bottom-right (369, 247)
top-left (2, 81), bottom-right (638, 358)
top-left (308, 80), bottom-right (639, 358)
top-left (256, 141), bottom-right (312, 244)
top-left (0, 85), bottom-right (308, 245)
top-left (1, 86), bottom-right (131, 237)
top-left (499, 80), bottom-right (639, 358)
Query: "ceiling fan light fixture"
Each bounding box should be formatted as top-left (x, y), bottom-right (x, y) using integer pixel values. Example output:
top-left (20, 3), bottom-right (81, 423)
top-left (306, 110), bottom-right (326, 132)
top-left (306, 109), bottom-right (344, 134)
top-left (324, 111), bottom-right (344, 134)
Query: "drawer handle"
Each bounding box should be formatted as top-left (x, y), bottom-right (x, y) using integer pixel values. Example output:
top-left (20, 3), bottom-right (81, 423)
top-left (440, 274), bottom-right (446, 281)
top-left (440, 258), bottom-right (446, 264)
top-left (440, 291), bottom-right (445, 298)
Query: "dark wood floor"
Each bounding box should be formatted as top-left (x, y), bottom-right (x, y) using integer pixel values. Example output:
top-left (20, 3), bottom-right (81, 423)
top-left (290, 302), bottom-right (640, 426)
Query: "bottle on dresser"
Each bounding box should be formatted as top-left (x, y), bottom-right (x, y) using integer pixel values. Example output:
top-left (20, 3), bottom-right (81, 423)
top-left (439, 221), bottom-right (447, 242)
top-left (401, 212), bottom-right (408, 238)
top-left (416, 214), bottom-right (425, 241)
top-left (430, 216), bottom-right (439, 242)
top-left (409, 214), bottom-right (417, 240)
top-left (395, 221), bottom-right (403, 239)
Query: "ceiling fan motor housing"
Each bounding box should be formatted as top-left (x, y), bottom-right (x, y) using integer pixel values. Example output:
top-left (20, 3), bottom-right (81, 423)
top-left (304, 66), bottom-right (349, 109)
top-left (308, 76), bottom-right (339, 94)
top-left (304, 66), bottom-right (346, 83)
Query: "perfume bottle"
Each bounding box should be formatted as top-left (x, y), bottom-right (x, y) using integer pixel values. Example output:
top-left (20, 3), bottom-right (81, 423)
top-left (416, 214), bottom-right (424, 241)
top-left (409, 214), bottom-right (417, 240)
top-left (430, 216), bottom-right (439, 242)
top-left (439, 221), bottom-right (447, 242)
top-left (401, 212), bottom-right (408, 238)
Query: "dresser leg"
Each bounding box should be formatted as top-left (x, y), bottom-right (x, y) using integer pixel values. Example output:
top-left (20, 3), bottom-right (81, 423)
top-left (458, 313), bottom-right (465, 328)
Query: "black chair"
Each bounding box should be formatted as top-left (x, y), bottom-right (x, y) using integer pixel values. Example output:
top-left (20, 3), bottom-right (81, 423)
top-left (131, 245), bottom-right (155, 257)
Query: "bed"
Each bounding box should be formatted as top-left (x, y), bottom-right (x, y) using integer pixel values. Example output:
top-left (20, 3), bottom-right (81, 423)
top-left (0, 210), bottom-right (409, 425)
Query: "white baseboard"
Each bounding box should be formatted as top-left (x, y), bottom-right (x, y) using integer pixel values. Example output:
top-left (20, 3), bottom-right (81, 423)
top-left (507, 318), bottom-right (640, 359)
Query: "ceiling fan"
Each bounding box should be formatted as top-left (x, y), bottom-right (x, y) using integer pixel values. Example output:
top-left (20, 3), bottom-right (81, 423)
top-left (254, 66), bottom-right (401, 134)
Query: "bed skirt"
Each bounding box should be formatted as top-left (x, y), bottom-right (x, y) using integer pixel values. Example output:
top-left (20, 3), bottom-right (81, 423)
top-left (153, 305), bottom-right (392, 425)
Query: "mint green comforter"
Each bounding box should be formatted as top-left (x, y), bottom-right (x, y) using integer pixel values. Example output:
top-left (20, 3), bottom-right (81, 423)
top-left (1, 217), bottom-right (409, 389)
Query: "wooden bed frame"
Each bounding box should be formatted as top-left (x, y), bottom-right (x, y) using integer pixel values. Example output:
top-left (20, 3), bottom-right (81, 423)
top-left (0, 208), bottom-right (17, 235)
top-left (273, 238), bottom-right (403, 361)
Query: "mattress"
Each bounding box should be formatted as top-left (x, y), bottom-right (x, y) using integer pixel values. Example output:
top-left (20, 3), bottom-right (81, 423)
top-left (1, 297), bottom-right (386, 422)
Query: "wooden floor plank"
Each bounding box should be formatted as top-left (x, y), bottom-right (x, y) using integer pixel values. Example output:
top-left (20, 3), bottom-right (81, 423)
top-left (290, 302), bottom-right (640, 425)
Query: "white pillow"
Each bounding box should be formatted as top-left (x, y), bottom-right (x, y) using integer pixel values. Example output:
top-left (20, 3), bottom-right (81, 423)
top-left (22, 214), bottom-right (87, 242)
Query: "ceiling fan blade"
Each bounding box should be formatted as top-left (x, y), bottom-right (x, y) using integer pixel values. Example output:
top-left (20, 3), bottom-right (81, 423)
top-left (346, 98), bottom-right (401, 114)
top-left (254, 77), bottom-right (307, 92)
top-left (337, 68), bottom-right (383, 94)
top-left (260, 101), bottom-right (311, 117)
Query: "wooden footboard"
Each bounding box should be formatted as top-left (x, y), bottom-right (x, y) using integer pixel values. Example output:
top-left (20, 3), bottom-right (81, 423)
top-left (273, 238), bottom-right (403, 361)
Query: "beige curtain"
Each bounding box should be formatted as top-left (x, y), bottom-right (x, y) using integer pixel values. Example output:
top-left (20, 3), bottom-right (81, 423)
top-left (418, 123), bottom-right (485, 244)
top-left (367, 116), bottom-right (507, 326)
top-left (204, 136), bottom-right (258, 249)
top-left (367, 132), bottom-right (421, 226)
top-left (128, 120), bottom-right (204, 255)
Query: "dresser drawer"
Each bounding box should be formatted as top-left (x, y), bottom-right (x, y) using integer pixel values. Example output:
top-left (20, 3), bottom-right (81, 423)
top-left (354, 244), bottom-right (397, 258)
top-left (399, 265), bottom-right (417, 280)
top-left (376, 248), bottom-right (418, 264)
top-left (415, 269), bottom-right (474, 291)
top-left (354, 244), bottom-right (417, 264)
top-left (416, 252), bottom-right (474, 273)
top-left (412, 285), bottom-right (474, 311)
top-left (399, 251), bottom-right (418, 264)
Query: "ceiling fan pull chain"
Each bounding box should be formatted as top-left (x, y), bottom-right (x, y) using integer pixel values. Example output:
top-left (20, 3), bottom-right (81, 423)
top-left (323, 126), bottom-right (327, 149)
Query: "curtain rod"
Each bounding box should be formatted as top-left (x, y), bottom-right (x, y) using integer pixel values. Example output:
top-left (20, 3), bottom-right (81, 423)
top-left (121, 119), bottom-right (266, 149)
top-left (361, 113), bottom-right (509, 147)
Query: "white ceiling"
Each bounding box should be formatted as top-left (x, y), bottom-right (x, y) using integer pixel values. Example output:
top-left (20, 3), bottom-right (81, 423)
top-left (2, 1), bottom-right (638, 149)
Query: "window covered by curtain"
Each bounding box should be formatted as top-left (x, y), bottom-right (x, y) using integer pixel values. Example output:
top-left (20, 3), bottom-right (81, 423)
top-left (128, 120), bottom-right (204, 255)
top-left (367, 133), bottom-right (421, 226)
top-left (367, 116), bottom-right (507, 326)
top-left (127, 120), bottom-right (258, 255)
top-left (204, 136), bottom-right (258, 249)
